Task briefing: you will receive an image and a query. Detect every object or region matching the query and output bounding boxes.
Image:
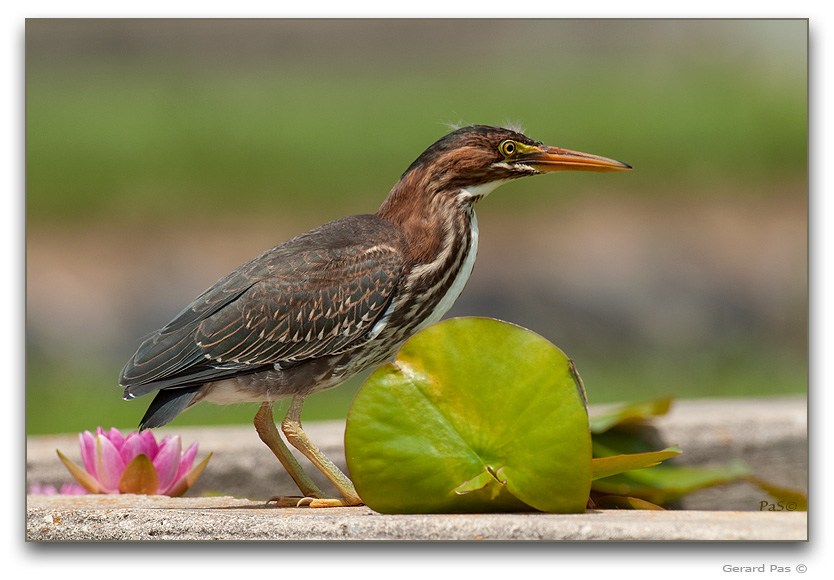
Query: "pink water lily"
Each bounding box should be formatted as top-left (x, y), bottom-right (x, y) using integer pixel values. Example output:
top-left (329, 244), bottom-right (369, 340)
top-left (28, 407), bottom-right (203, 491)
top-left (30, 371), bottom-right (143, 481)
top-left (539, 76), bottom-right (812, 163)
top-left (57, 427), bottom-right (211, 496)
top-left (29, 482), bottom-right (88, 495)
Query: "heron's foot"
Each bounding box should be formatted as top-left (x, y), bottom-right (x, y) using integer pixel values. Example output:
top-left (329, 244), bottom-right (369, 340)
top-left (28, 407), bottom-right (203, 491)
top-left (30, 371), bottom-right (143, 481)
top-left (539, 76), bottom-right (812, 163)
top-left (298, 496), bottom-right (364, 508)
top-left (264, 495), bottom-right (306, 507)
top-left (264, 495), bottom-right (364, 508)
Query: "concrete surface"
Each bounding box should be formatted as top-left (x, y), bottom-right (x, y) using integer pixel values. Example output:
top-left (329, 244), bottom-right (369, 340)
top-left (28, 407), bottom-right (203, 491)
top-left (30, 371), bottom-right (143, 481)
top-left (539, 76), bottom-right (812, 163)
top-left (26, 396), bottom-right (808, 541)
top-left (26, 494), bottom-right (806, 541)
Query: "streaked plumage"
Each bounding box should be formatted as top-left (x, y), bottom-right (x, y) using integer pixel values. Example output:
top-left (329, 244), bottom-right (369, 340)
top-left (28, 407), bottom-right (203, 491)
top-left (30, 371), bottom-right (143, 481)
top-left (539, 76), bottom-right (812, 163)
top-left (119, 125), bottom-right (631, 506)
top-left (121, 215), bottom-right (406, 425)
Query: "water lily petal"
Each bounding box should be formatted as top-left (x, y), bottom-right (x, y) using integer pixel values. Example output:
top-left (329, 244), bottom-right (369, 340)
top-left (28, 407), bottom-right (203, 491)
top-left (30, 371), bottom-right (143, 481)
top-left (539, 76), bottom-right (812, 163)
top-left (119, 453), bottom-right (160, 494)
top-left (105, 427), bottom-right (125, 451)
top-left (175, 441), bottom-right (199, 482)
top-left (59, 482), bottom-right (89, 495)
top-left (79, 431), bottom-right (97, 478)
top-left (29, 483), bottom-right (57, 495)
top-left (95, 434), bottom-right (126, 493)
top-left (165, 452), bottom-right (212, 497)
top-left (57, 449), bottom-right (103, 494)
top-left (120, 433), bottom-right (141, 464)
top-left (121, 431), bottom-right (155, 464)
top-left (153, 434), bottom-right (182, 494)
top-left (140, 430), bottom-right (160, 460)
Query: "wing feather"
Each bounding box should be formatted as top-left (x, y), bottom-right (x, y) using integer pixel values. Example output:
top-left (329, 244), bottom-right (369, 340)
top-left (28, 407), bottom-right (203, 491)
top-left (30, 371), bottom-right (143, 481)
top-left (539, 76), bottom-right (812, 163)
top-left (120, 215), bottom-right (405, 397)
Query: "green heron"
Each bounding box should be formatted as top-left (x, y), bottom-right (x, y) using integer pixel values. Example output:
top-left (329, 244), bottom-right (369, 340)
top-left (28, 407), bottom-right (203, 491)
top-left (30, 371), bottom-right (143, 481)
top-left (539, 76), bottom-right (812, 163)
top-left (120, 125), bottom-right (631, 507)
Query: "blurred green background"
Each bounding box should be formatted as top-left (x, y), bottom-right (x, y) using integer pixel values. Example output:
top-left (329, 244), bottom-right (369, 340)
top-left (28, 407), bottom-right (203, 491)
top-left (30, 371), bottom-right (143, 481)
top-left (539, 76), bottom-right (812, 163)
top-left (25, 19), bottom-right (807, 435)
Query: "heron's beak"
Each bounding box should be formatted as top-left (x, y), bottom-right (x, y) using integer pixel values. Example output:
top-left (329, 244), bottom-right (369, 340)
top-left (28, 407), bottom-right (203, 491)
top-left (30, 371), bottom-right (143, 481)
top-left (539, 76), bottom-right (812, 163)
top-left (519, 145), bottom-right (632, 173)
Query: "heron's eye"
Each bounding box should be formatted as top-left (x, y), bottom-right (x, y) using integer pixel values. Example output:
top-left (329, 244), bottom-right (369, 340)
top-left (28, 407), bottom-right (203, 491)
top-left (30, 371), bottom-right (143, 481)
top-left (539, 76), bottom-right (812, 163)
top-left (499, 140), bottom-right (517, 157)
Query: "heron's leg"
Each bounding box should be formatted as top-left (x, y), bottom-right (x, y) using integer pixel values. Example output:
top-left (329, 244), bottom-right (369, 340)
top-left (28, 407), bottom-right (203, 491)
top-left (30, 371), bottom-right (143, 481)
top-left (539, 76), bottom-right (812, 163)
top-left (253, 402), bottom-right (330, 505)
top-left (281, 394), bottom-right (363, 507)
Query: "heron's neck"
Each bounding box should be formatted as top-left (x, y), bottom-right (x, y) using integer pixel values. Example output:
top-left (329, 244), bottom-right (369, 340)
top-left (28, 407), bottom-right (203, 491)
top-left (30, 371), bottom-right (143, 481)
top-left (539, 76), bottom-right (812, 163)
top-left (376, 172), bottom-right (506, 266)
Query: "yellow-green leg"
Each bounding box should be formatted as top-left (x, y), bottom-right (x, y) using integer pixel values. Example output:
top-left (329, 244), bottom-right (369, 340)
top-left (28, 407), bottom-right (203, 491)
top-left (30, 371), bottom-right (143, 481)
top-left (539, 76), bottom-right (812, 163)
top-left (253, 402), bottom-right (330, 506)
top-left (281, 395), bottom-right (363, 507)
top-left (253, 399), bottom-right (362, 507)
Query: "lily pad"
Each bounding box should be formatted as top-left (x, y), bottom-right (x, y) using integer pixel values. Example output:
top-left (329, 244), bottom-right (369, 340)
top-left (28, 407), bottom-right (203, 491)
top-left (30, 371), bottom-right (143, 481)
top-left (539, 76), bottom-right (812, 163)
top-left (344, 317), bottom-right (592, 514)
top-left (591, 445), bottom-right (681, 480)
top-left (593, 432), bottom-right (749, 505)
top-left (590, 397), bottom-right (673, 434)
top-left (594, 495), bottom-right (667, 510)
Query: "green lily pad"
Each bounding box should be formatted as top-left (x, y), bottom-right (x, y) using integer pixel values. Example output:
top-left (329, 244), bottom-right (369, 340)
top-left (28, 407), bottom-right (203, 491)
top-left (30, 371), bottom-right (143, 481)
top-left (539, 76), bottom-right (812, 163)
top-left (593, 432), bottom-right (751, 505)
top-left (591, 462), bottom-right (752, 505)
top-left (591, 445), bottom-right (681, 480)
top-left (594, 495), bottom-right (667, 510)
top-left (344, 317), bottom-right (592, 514)
top-left (590, 397), bottom-right (673, 434)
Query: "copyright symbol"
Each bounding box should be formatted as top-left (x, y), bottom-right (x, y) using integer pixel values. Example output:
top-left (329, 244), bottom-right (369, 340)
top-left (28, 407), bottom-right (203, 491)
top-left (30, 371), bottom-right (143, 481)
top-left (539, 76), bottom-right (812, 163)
top-left (797, 564), bottom-right (807, 573)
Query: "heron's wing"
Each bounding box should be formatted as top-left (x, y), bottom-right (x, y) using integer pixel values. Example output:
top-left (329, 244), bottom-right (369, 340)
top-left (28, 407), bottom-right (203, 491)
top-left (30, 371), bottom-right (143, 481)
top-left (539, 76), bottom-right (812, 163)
top-left (120, 215), bottom-right (404, 397)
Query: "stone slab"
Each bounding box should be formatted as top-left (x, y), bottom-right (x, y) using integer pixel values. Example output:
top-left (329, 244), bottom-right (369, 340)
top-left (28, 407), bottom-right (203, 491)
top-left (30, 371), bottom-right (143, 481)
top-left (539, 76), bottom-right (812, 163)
top-left (26, 494), bottom-right (807, 541)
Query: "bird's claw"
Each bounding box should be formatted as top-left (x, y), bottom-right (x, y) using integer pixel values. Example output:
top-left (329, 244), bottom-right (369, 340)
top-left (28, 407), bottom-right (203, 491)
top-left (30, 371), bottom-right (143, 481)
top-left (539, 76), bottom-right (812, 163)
top-left (302, 497), bottom-right (363, 508)
top-left (264, 495), bottom-right (363, 508)
top-left (264, 495), bottom-right (305, 507)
